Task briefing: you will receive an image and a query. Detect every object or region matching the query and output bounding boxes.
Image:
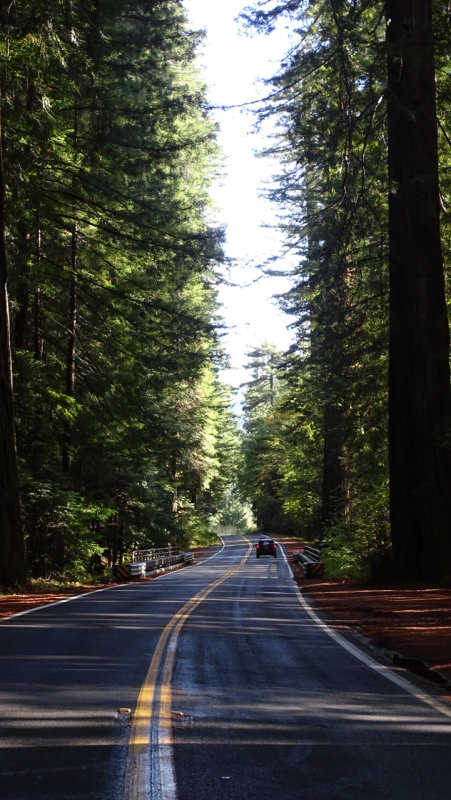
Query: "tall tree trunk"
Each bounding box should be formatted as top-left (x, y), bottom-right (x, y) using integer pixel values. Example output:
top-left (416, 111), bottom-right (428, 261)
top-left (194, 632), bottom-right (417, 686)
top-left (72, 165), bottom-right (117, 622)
top-left (13, 74), bottom-right (36, 351)
top-left (321, 401), bottom-right (348, 530)
top-left (62, 109), bottom-right (78, 472)
top-left (13, 223), bottom-right (31, 349)
top-left (0, 81), bottom-right (25, 586)
top-left (34, 230), bottom-right (43, 361)
top-left (306, 196), bottom-right (348, 536)
top-left (318, 260), bottom-right (350, 535)
top-left (386, 0), bottom-right (451, 580)
top-left (62, 248), bottom-right (77, 472)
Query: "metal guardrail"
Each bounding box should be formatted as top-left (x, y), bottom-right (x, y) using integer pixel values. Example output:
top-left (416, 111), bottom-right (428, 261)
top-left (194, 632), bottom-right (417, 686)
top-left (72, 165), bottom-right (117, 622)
top-left (293, 545), bottom-right (324, 578)
top-left (132, 546), bottom-right (179, 562)
top-left (114, 548), bottom-right (194, 581)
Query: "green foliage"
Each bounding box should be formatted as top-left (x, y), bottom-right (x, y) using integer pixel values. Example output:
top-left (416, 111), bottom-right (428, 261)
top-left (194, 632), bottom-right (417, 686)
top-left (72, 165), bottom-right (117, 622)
top-left (320, 482), bottom-right (391, 582)
top-left (240, 344), bottom-right (299, 535)
top-left (219, 485), bottom-right (255, 532)
top-left (1, 0), bottom-right (240, 577)
top-left (242, 0), bottom-right (451, 582)
top-left (241, 1), bottom-right (393, 578)
top-left (6, 0), bottom-right (449, 583)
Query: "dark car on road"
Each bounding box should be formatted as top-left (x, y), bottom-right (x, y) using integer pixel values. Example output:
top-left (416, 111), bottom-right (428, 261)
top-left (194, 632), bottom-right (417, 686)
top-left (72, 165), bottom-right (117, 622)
top-left (256, 537), bottom-right (277, 558)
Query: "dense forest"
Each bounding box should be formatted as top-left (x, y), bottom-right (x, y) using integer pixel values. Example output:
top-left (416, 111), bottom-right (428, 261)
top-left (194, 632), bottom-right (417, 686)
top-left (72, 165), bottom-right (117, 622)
top-left (239, 0), bottom-right (451, 582)
top-left (1, 0), bottom-right (450, 587)
top-left (0, 0), bottom-right (242, 586)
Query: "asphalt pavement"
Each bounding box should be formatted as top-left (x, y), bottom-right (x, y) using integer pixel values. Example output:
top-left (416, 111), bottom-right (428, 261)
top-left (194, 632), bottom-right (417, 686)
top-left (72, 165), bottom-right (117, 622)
top-left (171, 536), bottom-right (451, 800)
top-left (1, 534), bottom-right (451, 800)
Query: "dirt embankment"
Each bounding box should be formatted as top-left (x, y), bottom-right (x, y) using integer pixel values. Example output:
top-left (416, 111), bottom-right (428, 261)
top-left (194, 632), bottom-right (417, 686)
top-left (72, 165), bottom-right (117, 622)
top-left (279, 538), bottom-right (451, 692)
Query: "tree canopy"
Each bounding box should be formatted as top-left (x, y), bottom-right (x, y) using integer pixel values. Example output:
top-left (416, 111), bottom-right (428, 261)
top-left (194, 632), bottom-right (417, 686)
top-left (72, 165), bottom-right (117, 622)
top-left (239, 0), bottom-right (451, 581)
top-left (0, 0), bottom-right (240, 585)
top-left (2, 0), bottom-right (450, 586)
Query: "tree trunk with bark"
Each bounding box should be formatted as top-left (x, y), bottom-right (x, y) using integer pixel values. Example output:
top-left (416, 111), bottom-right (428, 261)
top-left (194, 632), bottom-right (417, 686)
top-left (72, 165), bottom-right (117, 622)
top-left (62, 265), bottom-right (77, 472)
top-left (321, 401), bottom-right (349, 531)
top-left (62, 109), bottom-right (79, 473)
top-left (0, 82), bottom-right (25, 586)
top-left (386, 0), bottom-right (451, 580)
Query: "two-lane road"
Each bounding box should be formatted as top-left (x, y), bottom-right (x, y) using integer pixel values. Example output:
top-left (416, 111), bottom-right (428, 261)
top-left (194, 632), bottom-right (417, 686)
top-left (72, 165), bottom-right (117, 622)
top-left (171, 537), bottom-right (451, 800)
top-left (1, 535), bottom-right (451, 800)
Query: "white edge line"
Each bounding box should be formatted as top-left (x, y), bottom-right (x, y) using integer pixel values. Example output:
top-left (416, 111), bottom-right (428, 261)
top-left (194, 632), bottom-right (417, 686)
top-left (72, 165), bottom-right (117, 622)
top-left (278, 541), bottom-right (451, 720)
top-left (1, 539), bottom-right (227, 623)
top-left (0, 586), bottom-right (111, 621)
top-left (6, 537), bottom-right (450, 723)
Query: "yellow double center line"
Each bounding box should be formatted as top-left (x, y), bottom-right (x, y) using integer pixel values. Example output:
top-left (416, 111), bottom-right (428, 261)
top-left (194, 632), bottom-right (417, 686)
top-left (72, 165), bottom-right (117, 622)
top-left (125, 538), bottom-right (252, 800)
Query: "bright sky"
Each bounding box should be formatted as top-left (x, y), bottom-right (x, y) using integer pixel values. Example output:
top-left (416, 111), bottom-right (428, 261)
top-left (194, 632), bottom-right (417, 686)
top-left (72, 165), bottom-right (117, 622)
top-left (184, 0), bottom-right (294, 392)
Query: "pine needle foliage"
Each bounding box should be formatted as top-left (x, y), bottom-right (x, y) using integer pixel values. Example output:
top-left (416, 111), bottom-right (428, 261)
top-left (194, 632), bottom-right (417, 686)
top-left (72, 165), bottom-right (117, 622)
top-left (0, 0), bottom-right (238, 582)
top-left (242, 0), bottom-right (451, 580)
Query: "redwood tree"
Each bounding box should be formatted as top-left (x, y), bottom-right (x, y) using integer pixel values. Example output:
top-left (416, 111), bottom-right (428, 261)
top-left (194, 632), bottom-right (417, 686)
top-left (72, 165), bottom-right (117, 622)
top-left (386, 0), bottom-right (451, 580)
top-left (0, 84), bottom-right (25, 586)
